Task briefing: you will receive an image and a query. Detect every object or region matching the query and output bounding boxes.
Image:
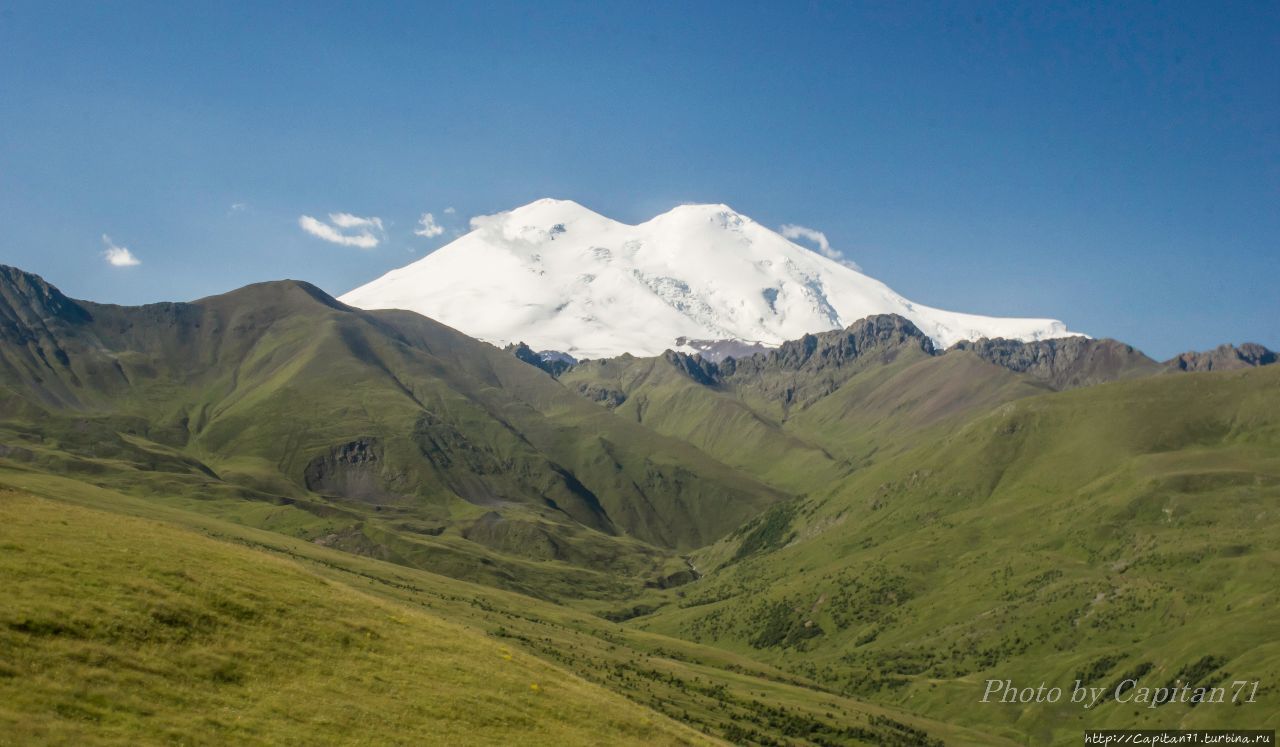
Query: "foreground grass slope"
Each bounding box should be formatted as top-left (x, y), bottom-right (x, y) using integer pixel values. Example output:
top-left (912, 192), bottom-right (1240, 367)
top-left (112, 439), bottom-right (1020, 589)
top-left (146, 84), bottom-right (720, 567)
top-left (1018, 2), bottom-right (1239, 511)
top-left (0, 489), bottom-right (714, 746)
top-left (0, 476), bottom-right (1012, 746)
top-left (638, 365), bottom-right (1280, 743)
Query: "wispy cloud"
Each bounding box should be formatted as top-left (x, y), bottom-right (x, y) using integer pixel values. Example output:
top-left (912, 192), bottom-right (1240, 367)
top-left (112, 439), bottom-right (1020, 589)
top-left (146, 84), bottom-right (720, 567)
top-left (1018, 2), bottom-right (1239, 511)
top-left (230, 202), bottom-right (248, 212)
top-left (443, 206), bottom-right (456, 215)
top-left (298, 212), bottom-right (383, 249)
top-left (414, 212), bottom-right (444, 238)
top-left (327, 212), bottom-right (384, 231)
top-left (779, 224), bottom-right (861, 271)
top-left (101, 234), bottom-right (141, 267)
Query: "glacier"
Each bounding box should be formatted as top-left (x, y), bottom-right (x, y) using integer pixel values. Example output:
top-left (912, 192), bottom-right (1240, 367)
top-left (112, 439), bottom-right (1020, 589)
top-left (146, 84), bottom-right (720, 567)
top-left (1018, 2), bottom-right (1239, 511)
top-left (339, 198), bottom-right (1082, 359)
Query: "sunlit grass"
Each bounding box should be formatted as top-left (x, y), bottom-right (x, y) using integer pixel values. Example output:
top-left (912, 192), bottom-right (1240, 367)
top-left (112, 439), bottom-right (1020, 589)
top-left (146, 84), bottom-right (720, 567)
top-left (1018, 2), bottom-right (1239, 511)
top-left (0, 489), bottom-right (713, 746)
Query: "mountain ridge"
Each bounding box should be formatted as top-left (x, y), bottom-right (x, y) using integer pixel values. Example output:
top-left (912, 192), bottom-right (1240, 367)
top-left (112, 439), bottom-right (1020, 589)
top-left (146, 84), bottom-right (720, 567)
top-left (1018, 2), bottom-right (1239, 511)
top-left (0, 264), bottom-right (788, 595)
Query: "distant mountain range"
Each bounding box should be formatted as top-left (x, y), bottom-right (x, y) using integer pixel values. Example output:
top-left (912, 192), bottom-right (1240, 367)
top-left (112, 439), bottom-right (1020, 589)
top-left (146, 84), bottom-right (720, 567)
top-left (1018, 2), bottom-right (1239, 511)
top-left (340, 198), bottom-right (1081, 358)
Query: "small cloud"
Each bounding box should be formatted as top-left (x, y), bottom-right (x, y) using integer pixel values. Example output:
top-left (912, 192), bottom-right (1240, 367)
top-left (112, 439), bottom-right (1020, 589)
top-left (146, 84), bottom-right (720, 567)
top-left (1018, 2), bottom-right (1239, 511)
top-left (298, 212), bottom-right (383, 249)
top-left (443, 206), bottom-right (456, 215)
top-left (779, 224), bottom-right (861, 271)
top-left (101, 234), bottom-right (141, 267)
top-left (328, 212), bottom-right (384, 231)
top-left (230, 202), bottom-right (248, 212)
top-left (414, 212), bottom-right (444, 238)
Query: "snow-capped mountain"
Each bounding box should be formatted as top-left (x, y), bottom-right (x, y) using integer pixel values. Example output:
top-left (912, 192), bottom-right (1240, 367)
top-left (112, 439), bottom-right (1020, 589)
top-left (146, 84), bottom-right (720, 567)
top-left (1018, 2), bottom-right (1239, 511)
top-left (340, 199), bottom-right (1081, 359)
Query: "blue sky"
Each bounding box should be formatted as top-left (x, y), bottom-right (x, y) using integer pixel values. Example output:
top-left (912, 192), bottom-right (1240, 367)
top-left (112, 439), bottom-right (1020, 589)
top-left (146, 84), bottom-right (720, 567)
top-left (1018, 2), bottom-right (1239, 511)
top-left (1, 1), bottom-right (1275, 358)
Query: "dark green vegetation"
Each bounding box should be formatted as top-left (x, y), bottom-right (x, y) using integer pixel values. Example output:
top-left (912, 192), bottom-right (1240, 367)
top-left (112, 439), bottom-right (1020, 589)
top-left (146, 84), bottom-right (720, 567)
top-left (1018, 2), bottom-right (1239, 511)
top-left (2, 264), bottom-right (1277, 744)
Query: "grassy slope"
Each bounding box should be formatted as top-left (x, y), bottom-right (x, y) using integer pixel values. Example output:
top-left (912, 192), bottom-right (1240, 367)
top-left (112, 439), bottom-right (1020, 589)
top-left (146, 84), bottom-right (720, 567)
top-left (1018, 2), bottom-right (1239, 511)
top-left (560, 355), bottom-right (845, 494)
top-left (0, 489), bottom-right (711, 747)
top-left (559, 347), bottom-right (1053, 495)
top-left (637, 365), bottom-right (1280, 743)
top-left (0, 474), bottom-right (1012, 747)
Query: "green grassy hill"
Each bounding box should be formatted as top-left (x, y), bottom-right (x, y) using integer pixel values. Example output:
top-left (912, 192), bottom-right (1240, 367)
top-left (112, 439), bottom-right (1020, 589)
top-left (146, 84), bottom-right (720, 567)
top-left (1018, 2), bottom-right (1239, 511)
top-left (635, 364), bottom-right (1280, 743)
top-left (559, 316), bottom-right (1057, 493)
top-left (0, 266), bottom-right (785, 600)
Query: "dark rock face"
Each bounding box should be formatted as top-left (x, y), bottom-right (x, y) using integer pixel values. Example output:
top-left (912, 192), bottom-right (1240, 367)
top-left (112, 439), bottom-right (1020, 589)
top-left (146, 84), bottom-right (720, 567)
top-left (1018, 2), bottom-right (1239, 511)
top-left (661, 350), bottom-right (719, 386)
top-left (948, 336), bottom-right (1160, 390)
top-left (1165, 343), bottom-right (1278, 372)
top-left (732, 314), bottom-right (935, 375)
top-left (0, 266), bottom-right (93, 344)
top-left (0, 266), bottom-right (94, 387)
top-left (673, 336), bottom-right (773, 362)
top-left (711, 314), bottom-right (937, 411)
top-left (572, 381), bottom-right (627, 408)
top-left (660, 314), bottom-right (935, 387)
top-left (506, 342), bottom-right (575, 377)
top-left (303, 438), bottom-right (403, 504)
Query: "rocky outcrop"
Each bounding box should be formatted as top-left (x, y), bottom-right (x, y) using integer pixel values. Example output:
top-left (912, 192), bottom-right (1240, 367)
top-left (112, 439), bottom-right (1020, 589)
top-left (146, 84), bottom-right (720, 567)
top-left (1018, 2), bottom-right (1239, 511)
top-left (1165, 343), bottom-right (1277, 373)
top-left (506, 342), bottom-right (575, 377)
top-left (565, 315), bottom-right (938, 414)
top-left (661, 350), bottom-right (719, 386)
top-left (0, 265), bottom-right (93, 345)
top-left (714, 315), bottom-right (937, 410)
top-left (673, 336), bottom-right (773, 362)
top-left (725, 314), bottom-right (934, 375)
top-left (948, 336), bottom-right (1160, 390)
top-left (571, 381), bottom-right (627, 408)
top-left (303, 437), bottom-right (404, 504)
top-left (949, 336), bottom-right (1276, 388)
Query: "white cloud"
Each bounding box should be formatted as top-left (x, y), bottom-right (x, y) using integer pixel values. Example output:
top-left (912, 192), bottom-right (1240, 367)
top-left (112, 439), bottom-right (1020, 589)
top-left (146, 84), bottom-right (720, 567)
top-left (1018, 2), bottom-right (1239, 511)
top-left (328, 212), bottom-right (384, 231)
top-left (779, 223), bottom-right (861, 271)
top-left (230, 202), bottom-right (248, 212)
top-left (414, 212), bottom-right (444, 238)
top-left (101, 235), bottom-right (141, 267)
top-left (298, 212), bottom-right (383, 249)
top-left (443, 206), bottom-right (456, 215)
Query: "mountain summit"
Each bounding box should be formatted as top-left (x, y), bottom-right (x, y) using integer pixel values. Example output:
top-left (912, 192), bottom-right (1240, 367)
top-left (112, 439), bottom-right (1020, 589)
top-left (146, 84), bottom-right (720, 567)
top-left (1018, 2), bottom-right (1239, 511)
top-left (340, 198), bottom-right (1081, 358)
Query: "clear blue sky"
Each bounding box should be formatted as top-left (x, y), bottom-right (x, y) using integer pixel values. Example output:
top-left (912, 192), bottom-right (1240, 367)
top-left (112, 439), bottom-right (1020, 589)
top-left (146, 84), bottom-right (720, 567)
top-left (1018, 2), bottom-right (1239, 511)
top-left (1, 1), bottom-right (1276, 358)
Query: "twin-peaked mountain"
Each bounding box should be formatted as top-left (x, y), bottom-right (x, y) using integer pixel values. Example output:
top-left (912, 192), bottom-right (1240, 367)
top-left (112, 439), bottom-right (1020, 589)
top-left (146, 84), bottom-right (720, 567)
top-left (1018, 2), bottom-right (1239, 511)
top-left (340, 198), bottom-right (1079, 359)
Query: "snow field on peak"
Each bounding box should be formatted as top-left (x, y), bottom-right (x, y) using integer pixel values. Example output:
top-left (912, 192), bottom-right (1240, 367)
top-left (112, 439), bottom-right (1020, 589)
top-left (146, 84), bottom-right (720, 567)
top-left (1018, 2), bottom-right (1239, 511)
top-left (340, 199), bottom-right (1079, 359)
